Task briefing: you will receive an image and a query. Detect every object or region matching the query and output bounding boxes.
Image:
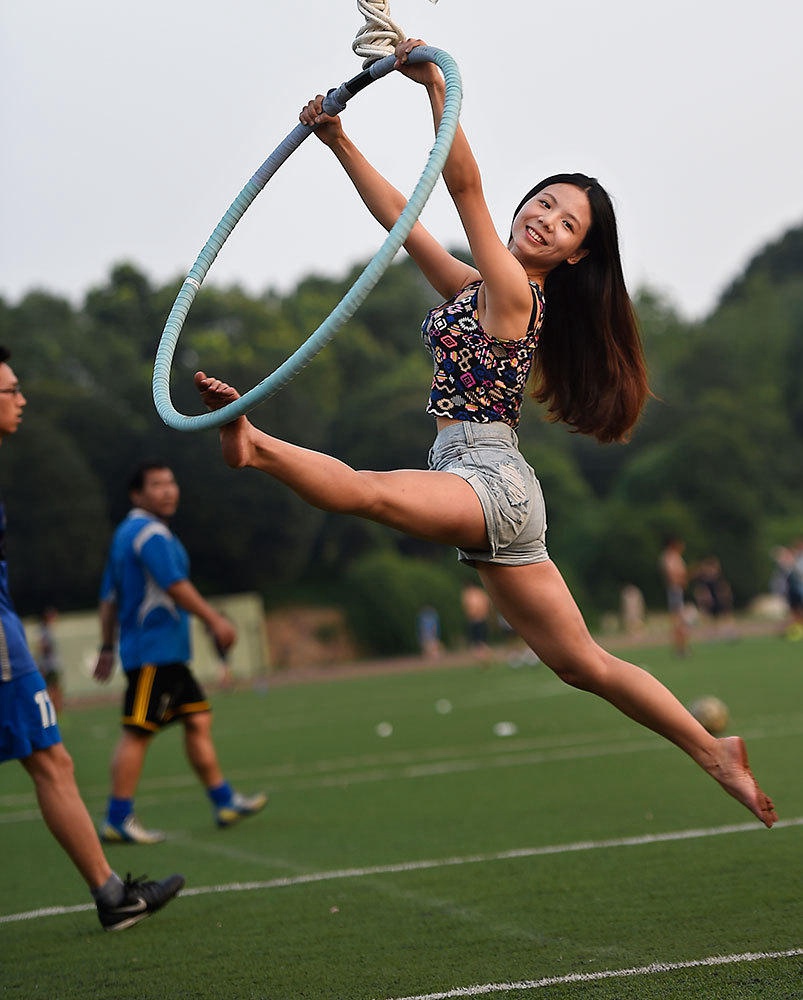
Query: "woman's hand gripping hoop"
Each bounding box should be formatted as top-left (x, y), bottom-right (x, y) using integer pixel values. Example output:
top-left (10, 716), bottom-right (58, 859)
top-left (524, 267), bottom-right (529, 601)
top-left (152, 47), bottom-right (462, 432)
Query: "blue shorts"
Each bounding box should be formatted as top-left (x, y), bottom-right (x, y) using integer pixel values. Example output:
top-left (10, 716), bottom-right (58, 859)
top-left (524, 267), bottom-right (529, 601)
top-left (0, 672), bottom-right (62, 764)
top-left (428, 421), bottom-right (549, 566)
top-left (666, 585), bottom-right (685, 614)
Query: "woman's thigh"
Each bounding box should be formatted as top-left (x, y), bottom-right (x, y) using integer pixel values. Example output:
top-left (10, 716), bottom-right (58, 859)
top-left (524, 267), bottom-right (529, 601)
top-left (478, 559), bottom-right (598, 669)
top-left (360, 468), bottom-right (489, 549)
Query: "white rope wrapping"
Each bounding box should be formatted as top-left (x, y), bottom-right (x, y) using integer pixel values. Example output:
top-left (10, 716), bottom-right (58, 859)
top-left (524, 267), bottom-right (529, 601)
top-left (352, 0), bottom-right (406, 67)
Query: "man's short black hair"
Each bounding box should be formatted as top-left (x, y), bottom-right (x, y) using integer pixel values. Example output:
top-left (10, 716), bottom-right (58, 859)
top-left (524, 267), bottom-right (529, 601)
top-left (128, 460), bottom-right (172, 494)
top-left (0, 345), bottom-right (10, 365)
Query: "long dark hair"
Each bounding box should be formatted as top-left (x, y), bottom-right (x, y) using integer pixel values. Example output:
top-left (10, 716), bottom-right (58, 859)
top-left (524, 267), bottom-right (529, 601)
top-left (512, 174), bottom-right (649, 443)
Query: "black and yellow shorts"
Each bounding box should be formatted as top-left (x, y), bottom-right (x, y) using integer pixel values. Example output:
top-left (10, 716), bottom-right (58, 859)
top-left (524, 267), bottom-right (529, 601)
top-left (122, 662), bottom-right (210, 733)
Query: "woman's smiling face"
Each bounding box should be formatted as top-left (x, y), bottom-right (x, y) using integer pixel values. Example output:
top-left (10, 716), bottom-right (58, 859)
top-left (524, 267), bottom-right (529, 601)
top-left (509, 183), bottom-right (592, 273)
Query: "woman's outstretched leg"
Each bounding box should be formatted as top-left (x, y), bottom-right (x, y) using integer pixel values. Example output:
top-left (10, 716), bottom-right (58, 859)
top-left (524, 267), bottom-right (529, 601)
top-left (479, 560), bottom-right (777, 828)
top-left (194, 372), bottom-right (489, 549)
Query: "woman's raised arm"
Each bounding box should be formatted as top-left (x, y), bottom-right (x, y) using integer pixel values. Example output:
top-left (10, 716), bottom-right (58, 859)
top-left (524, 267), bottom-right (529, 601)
top-left (300, 90), bottom-right (476, 300)
top-left (396, 40), bottom-right (535, 340)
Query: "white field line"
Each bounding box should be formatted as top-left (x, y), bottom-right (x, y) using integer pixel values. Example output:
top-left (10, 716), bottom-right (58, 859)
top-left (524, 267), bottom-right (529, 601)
top-left (2, 816), bottom-right (801, 926)
top-left (0, 737), bottom-right (669, 826)
top-left (0, 728), bottom-right (642, 810)
top-left (377, 948), bottom-right (803, 1000)
top-left (3, 716), bottom-right (801, 819)
top-left (5, 718), bottom-right (803, 823)
top-left (0, 732), bottom-right (662, 823)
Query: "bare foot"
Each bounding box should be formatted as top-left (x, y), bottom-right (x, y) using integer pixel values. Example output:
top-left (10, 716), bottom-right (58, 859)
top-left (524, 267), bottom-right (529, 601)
top-left (194, 370), bottom-right (240, 409)
top-left (710, 736), bottom-right (777, 828)
top-left (194, 371), bottom-right (254, 469)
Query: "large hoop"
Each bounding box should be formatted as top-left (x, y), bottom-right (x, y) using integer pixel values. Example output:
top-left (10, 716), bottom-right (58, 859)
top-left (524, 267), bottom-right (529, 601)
top-left (153, 47), bottom-right (462, 431)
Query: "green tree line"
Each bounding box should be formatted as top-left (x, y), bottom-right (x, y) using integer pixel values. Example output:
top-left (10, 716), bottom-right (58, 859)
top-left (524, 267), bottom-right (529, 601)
top-left (1, 224), bottom-right (802, 654)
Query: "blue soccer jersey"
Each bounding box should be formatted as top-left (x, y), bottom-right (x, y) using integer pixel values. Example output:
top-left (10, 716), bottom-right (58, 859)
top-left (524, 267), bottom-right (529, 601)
top-left (100, 508), bottom-right (192, 670)
top-left (0, 497), bottom-right (38, 683)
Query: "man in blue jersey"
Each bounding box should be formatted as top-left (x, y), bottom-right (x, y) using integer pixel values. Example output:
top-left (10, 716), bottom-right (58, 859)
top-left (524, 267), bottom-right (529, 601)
top-left (0, 345), bottom-right (183, 930)
top-left (93, 461), bottom-right (266, 843)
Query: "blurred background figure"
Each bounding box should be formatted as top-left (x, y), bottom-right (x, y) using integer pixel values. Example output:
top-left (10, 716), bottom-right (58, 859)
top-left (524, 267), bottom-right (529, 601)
top-left (416, 605), bottom-right (443, 660)
top-left (620, 583), bottom-right (646, 637)
top-left (659, 536), bottom-right (690, 656)
top-left (691, 556), bottom-right (737, 640)
top-left (93, 461), bottom-right (266, 844)
top-left (770, 542), bottom-right (803, 640)
top-left (769, 545), bottom-right (795, 600)
top-left (36, 606), bottom-right (64, 714)
top-left (785, 537), bottom-right (803, 641)
top-left (461, 581), bottom-right (493, 661)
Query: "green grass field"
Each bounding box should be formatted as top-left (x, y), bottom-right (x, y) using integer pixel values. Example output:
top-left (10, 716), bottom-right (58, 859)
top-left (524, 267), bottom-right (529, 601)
top-left (2, 634), bottom-right (801, 999)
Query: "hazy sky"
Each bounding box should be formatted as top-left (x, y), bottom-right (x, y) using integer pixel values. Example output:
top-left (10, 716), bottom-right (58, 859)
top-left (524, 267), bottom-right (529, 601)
top-left (2, 0), bottom-right (802, 320)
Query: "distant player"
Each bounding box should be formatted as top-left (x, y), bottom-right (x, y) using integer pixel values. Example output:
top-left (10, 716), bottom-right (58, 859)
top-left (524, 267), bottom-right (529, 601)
top-left (660, 536), bottom-right (690, 656)
top-left (461, 582), bottom-right (493, 660)
top-left (93, 461), bottom-right (267, 843)
top-left (36, 606), bottom-right (63, 714)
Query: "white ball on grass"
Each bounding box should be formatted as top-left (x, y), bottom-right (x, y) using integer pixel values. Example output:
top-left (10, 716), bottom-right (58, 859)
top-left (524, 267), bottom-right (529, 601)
top-left (492, 721), bottom-right (518, 737)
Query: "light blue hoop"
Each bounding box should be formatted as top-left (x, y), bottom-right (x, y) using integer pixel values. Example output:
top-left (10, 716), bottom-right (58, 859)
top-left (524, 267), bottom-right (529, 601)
top-left (153, 47), bottom-right (461, 431)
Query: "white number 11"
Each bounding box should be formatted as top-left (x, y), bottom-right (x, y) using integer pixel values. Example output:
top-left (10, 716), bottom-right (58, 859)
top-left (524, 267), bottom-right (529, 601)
top-left (34, 689), bottom-right (57, 728)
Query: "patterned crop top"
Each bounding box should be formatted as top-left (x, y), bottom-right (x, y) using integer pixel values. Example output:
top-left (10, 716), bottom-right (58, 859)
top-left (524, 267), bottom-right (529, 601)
top-left (421, 279), bottom-right (545, 428)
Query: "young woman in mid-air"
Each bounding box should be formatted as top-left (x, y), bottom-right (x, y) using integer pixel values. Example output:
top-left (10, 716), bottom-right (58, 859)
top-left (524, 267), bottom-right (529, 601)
top-left (195, 39), bottom-right (777, 828)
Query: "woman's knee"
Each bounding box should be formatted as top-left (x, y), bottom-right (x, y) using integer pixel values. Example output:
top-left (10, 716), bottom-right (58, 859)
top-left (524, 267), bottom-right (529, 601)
top-left (348, 471), bottom-right (392, 520)
top-left (543, 641), bottom-right (610, 692)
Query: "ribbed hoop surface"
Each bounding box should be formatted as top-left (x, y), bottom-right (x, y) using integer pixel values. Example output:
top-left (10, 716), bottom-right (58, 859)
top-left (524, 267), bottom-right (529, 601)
top-left (153, 47), bottom-right (461, 431)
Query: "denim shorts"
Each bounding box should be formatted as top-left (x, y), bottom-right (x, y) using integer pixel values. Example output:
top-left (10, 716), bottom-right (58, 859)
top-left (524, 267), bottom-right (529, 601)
top-left (427, 421), bottom-right (549, 566)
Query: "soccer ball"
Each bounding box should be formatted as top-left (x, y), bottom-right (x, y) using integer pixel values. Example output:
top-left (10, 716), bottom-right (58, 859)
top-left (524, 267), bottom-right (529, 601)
top-left (689, 696), bottom-right (730, 735)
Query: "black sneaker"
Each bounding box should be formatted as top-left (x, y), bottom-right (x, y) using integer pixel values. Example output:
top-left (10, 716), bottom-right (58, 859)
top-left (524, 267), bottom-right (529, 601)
top-left (97, 873), bottom-right (185, 932)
